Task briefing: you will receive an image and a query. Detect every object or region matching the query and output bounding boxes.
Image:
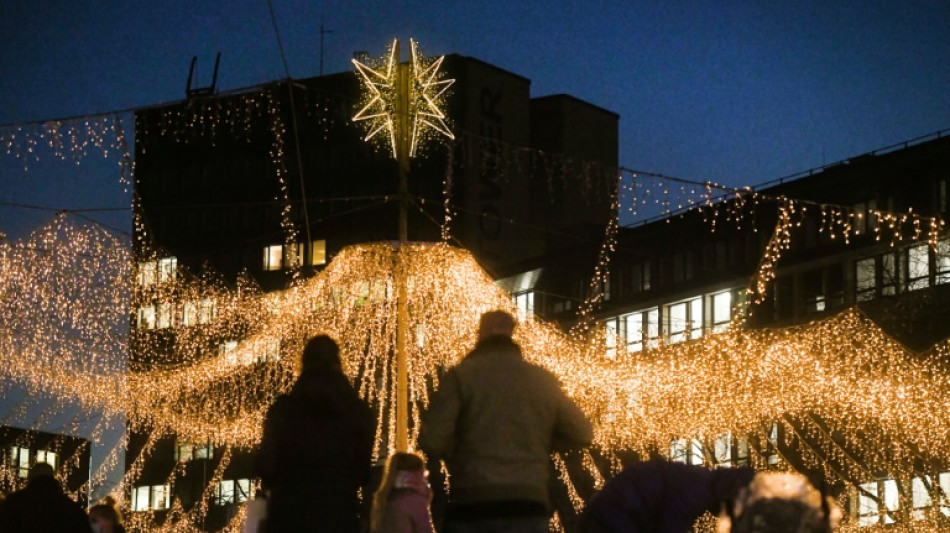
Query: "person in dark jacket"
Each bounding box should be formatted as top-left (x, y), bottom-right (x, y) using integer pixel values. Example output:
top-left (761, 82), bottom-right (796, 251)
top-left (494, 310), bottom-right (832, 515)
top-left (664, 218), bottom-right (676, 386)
top-left (0, 462), bottom-right (93, 533)
top-left (578, 460), bottom-right (838, 533)
top-left (256, 335), bottom-right (375, 533)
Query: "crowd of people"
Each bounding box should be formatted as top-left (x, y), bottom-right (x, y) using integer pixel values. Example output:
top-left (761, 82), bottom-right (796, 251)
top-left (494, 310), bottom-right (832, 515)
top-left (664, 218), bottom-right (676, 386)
top-left (255, 310), bottom-right (841, 533)
top-left (0, 310), bottom-right (839, 532)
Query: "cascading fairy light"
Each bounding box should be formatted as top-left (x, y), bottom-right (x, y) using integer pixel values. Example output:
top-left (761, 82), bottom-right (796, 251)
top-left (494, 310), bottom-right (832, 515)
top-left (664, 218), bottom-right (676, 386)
top-left (6, 214), bottom-right (950, 531)
top-left (4, 106), bottom-right (950, 531)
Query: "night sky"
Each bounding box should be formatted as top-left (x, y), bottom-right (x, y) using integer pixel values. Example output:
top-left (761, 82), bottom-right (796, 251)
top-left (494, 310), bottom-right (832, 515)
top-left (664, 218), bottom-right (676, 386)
top-left (2, 0), bottom-right (950, 237)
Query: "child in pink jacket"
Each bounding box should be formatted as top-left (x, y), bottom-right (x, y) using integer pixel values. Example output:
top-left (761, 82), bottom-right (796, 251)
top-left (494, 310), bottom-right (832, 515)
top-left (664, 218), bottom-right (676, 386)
top-left (371, 452), bottom-right (436, 533)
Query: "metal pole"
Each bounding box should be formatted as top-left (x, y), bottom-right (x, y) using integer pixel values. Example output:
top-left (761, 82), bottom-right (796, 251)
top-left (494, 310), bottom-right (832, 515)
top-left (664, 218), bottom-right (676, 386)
top-left (394, 41), bottom-right (411, 453)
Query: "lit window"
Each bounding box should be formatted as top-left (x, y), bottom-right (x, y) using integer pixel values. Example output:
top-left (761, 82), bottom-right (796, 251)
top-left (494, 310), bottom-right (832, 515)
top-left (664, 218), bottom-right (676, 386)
top-left (182, 301), bottom-right (198, 326)
top-left (882, 253), bottom-right (898, 295)
top-left (156, 302), bottom-right (173, 329)
top-left (670, 438), bottom-right (703, 465)
top-left (858, 481), bottom-right (879, 526)
top-left (9, 446), bottom-right (29, 478)
top-left (137, 261), bottom-right (157, 287)
top-left (624, 313), bottom-right (643, 353)
top-left (197, 299), bottom-right (216, 324)
top-left (857, 478), bottom-right (900, 525)
top-left (883, 479), bottom-right (899, 524)
top-left (310, 239), bottom-right (327, 266)
top-left (175, 441), bottom-right (213, 462)
top-left (513, 291), bottom-right (534, 319)
top-left (263, 244), bottom-right (283, 271)
top-left (604, 318), bottom-right (620, 359)
top-left (667, 302), bottom-right (688, 344)
top-left (194, 444), bottom-right (212, 460)
top-left (132, 486), bottom-right (150, 512)
top-left (35, 450), bottom-right (56, 470)
top-left (216, 478), bottom-right (253, 505)
top-left (137, 306), bottom-right (156, 330)
top-left (258, 337), bottom-right (281, 363)
top-left (904, 243), bottom-right (930, 291)
top-left (855, 258), bottom-right (876, 302)
top-left (939, 472), bottom-right (950, 516)
top-left (158, 257), bottom-right (177, 283)
top-left (219, 341), bottom-right (239, 366)
top-left (151, 484), bottom-right (170, 511)
top-left (713, 434), bottom-right (731, 465)
top-left (710, 291), bottom-right (732, 331)
top-left (666, 296), bottom-right (702, 344)
top-left (175, 444), bottom-right (192, 462)
top-left (912, 476), bottom-right (933, 520)
top-left (936, 238), bottom-right (950, 285)
top-left (623, 308), bottom-right (659, 352)
top-left (762, 423), bottom-right (779, 466)
top-left (131, 485), bottom-right (170, 512)
top-left (645, 309), bottom-right (659, 349)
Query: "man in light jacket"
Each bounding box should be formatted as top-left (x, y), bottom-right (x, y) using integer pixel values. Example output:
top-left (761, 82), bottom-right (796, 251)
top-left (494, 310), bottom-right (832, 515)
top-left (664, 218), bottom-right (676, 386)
top-left (419, 310), bottom-right (593, 533)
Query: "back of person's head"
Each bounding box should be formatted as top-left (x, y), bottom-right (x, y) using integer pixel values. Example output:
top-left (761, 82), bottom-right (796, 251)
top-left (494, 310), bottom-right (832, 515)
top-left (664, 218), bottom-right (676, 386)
top-left (730, 498), bottom-right (830, 533)
top-left (27, 462), bottom-right (55, 483)
top-left (371, 452), bottom-right (427, 533)
top-left (301, 335), bottom-right (342, 375)
top-left (89, 497), bottom-right (123, 533)
top-left (722, 472), bottom-right (839, 533)
top-left (478, 310), bottom-right (516, 340)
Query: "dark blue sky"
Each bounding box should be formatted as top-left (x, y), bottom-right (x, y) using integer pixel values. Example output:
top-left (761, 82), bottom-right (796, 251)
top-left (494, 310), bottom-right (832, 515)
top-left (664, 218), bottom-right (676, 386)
top-left (2, 1), bottom-right (949, 238)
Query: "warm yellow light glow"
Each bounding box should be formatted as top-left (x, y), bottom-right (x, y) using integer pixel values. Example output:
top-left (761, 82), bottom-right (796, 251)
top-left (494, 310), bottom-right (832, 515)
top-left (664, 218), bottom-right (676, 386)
top-left (4, 214), bottom-right (950, 531)
top-left (352, 39), bottom-right (455, 158)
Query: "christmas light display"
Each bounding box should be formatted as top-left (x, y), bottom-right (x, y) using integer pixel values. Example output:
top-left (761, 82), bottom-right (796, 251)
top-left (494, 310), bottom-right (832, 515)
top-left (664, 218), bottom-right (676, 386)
top-left (3, 97), bottom-right (950, 531)
top-left (352, 39), bottom-right (454, 157)
top-left (4, 212), bottom-right (950, 531)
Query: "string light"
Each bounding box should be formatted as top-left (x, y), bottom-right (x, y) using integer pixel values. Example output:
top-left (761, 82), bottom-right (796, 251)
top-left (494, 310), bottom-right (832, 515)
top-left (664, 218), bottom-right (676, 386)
top-left (351, 39), bottom-right (454, 157)
top-left (5, 214), bottom-right (950, 531)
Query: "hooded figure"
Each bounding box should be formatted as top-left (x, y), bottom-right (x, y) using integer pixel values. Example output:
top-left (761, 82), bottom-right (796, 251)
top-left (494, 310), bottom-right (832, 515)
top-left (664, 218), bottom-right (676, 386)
top-left (256, 335), bottom-right (375, 533)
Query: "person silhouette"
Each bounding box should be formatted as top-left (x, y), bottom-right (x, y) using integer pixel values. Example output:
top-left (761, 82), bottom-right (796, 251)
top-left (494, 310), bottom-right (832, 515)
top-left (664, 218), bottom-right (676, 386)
top-left (256, 335), bottom-right (375, 533)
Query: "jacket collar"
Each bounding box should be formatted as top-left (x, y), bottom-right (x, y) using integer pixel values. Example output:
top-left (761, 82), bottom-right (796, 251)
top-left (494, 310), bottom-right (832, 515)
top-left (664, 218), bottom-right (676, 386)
top-left (470, 335), bottom-right (522, 358)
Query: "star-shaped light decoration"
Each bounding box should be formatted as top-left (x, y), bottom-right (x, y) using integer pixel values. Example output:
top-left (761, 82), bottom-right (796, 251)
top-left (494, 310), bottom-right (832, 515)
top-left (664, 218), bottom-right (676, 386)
top-left (352, 39), bottom-right (455, 159)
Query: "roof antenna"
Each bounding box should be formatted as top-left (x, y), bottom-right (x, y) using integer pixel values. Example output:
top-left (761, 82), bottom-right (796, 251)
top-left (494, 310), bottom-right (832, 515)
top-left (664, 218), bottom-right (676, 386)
top-left (186, 52), bottom-right (221, 98)
top-left (319, 13), bottom-right (334, 76)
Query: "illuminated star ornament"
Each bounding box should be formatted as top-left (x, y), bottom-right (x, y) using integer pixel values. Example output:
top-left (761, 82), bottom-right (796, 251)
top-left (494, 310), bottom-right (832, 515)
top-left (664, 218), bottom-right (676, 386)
top-left (352, 39), bottom-right (455, 158)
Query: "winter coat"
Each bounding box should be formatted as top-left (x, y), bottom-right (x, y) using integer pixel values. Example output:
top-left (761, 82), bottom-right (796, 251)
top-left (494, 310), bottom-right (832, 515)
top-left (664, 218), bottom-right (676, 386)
top-left (256, 368), bottom-right (375, 533)
top-left (418, 335), bottom-right (593, 509)
top-left (578, 460), bottom-right (755, 533)
top-left (378, 470), bottom-right (435, 533)
top-left (0, 476), bottom-right (93, 533)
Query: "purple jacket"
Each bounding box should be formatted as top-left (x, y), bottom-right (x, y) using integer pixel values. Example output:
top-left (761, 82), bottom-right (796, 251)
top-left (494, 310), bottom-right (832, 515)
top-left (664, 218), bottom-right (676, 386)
top-left (579, 460), bottom-right (755, 533)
